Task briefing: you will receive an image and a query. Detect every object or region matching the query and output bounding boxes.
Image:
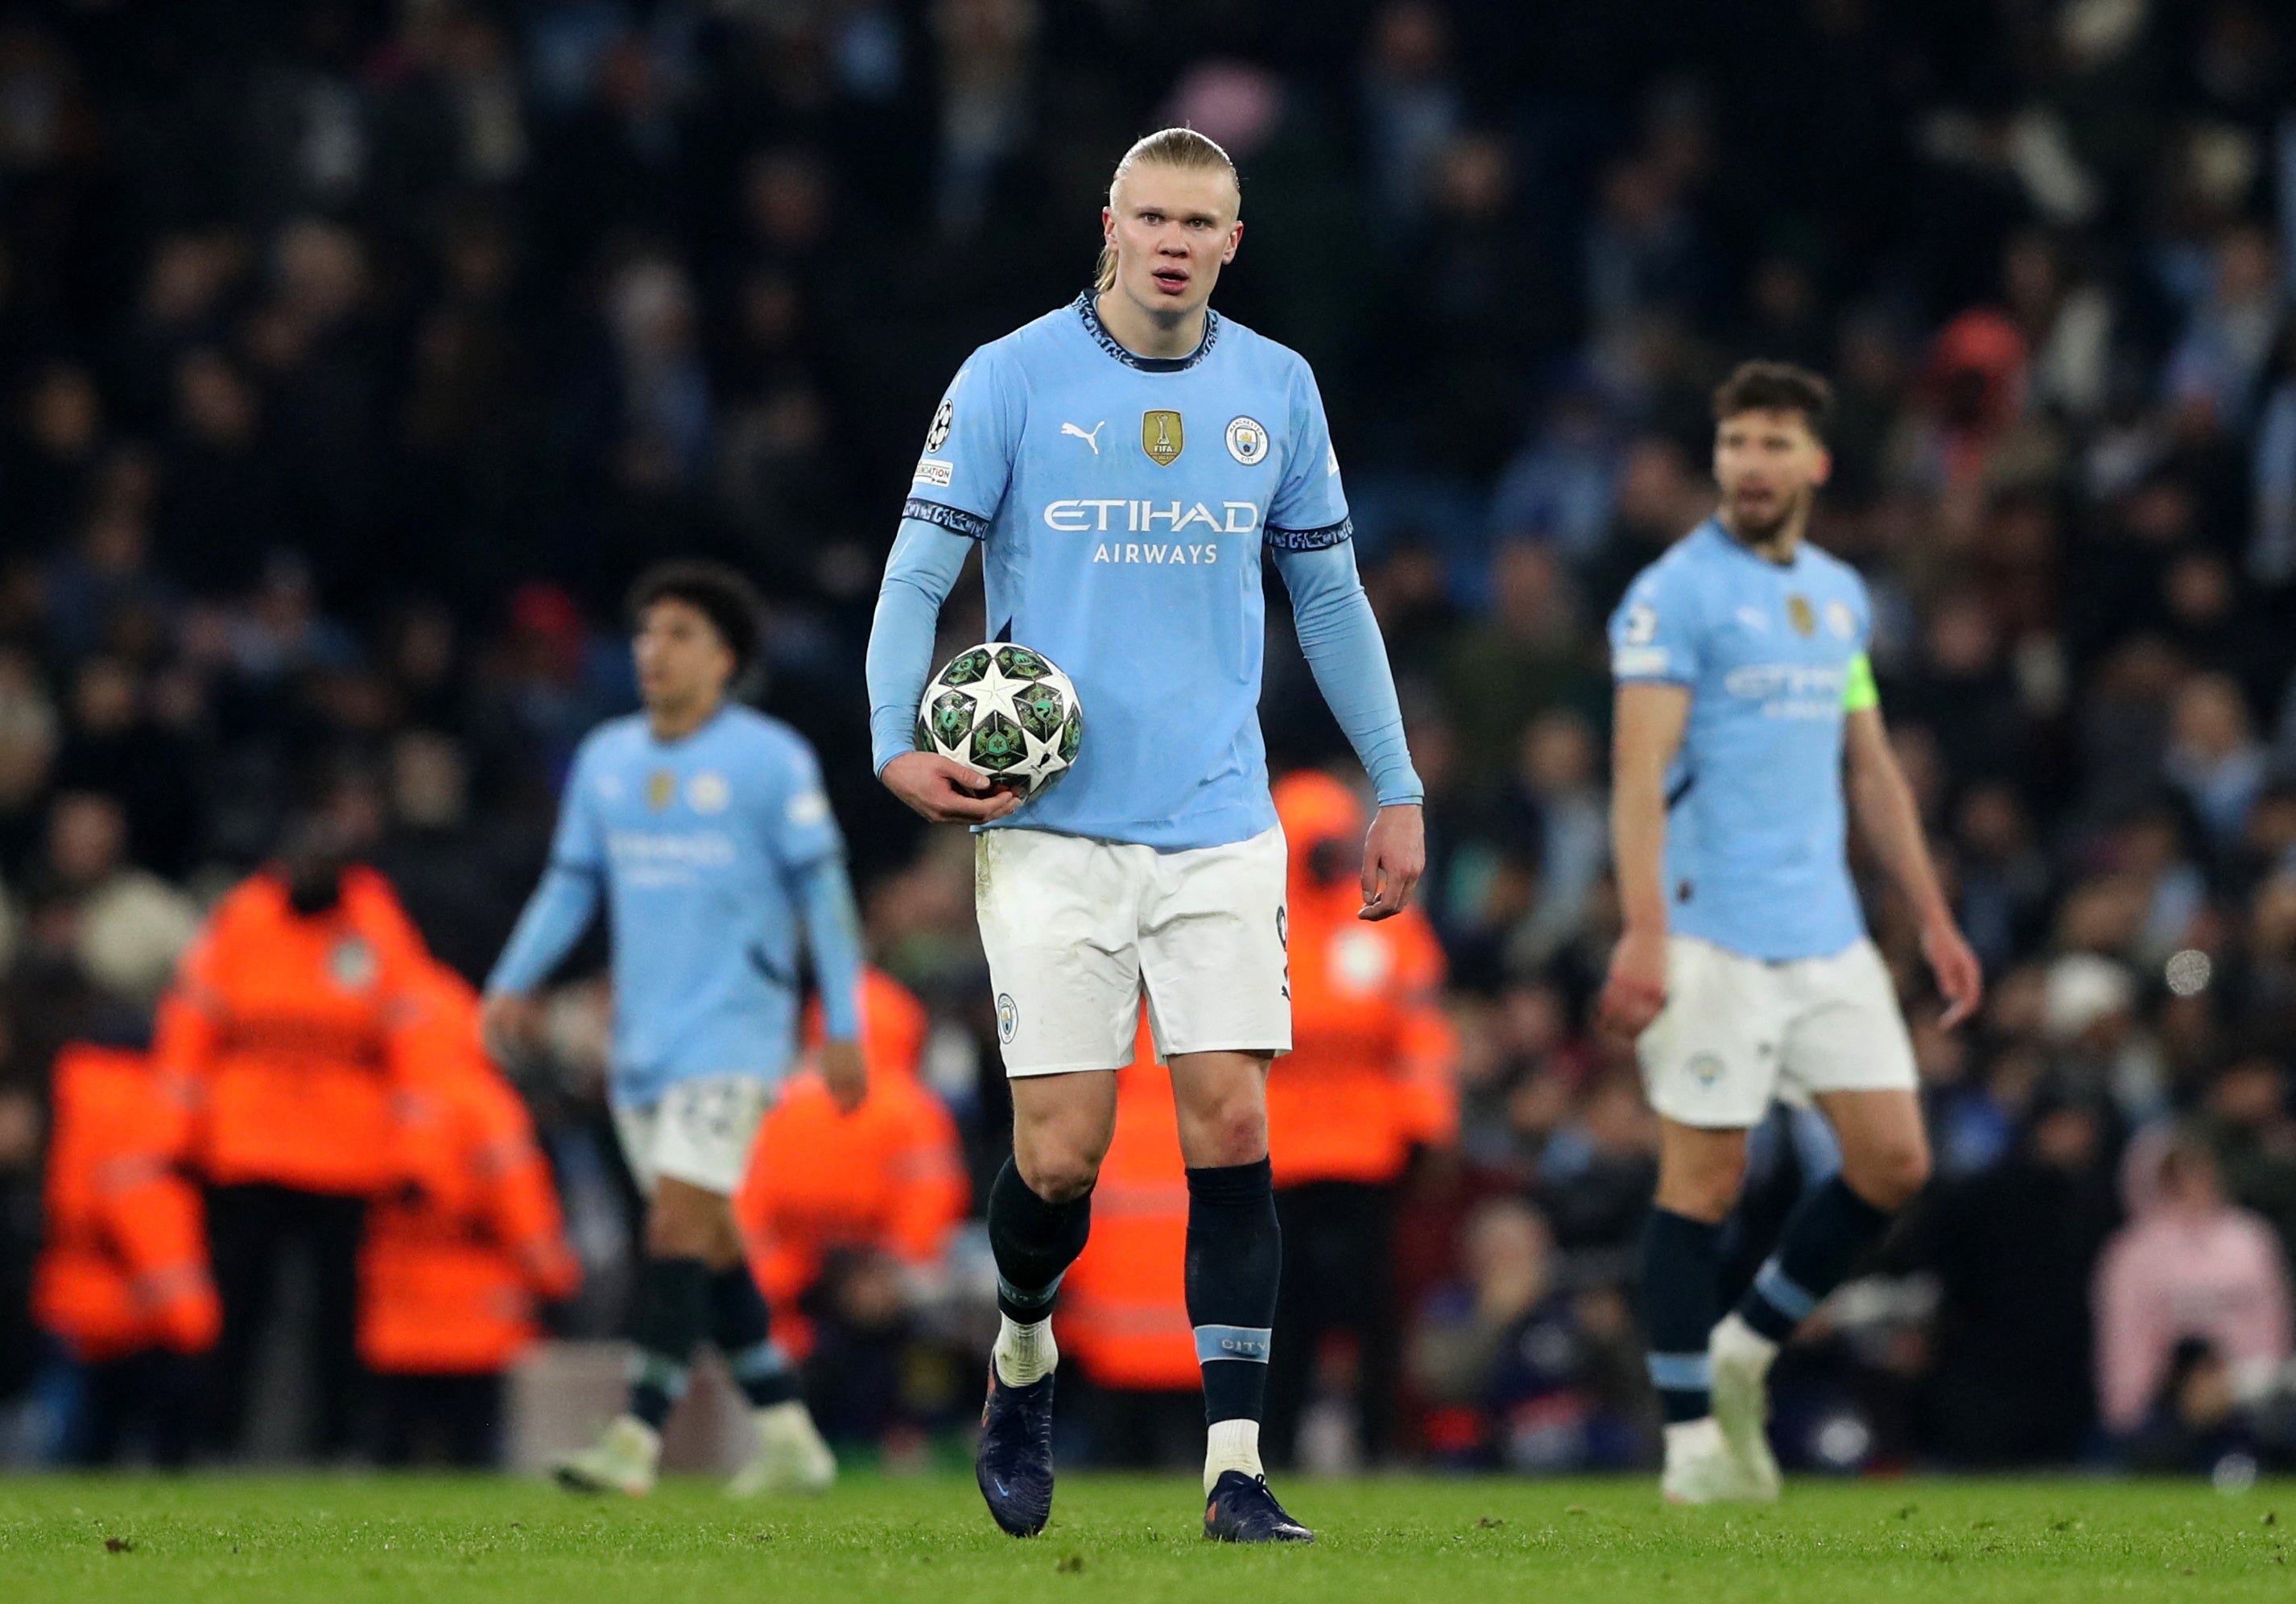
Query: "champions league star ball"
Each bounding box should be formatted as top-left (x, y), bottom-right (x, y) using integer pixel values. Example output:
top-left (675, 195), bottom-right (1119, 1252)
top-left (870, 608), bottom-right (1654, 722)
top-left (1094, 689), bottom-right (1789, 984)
top-left (915, 643), bottom-right (1083, 798)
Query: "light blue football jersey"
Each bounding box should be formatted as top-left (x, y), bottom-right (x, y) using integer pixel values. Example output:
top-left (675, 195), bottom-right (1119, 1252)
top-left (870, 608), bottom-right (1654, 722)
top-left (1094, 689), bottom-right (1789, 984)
top-left (493, 705), bottom-right (844, 1106)
top-left (1607, 519), bottom-right (1875, 962)
top-left (902, 292), bottom-right (1352, 850)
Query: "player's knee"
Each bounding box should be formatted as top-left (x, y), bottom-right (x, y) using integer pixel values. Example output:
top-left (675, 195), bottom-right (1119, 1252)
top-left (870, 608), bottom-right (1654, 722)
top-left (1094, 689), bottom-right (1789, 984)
top-left (1655, 1151), bottom-right (1745, 1223)
top-left (1016, 1147), bottom-right (1102, 1204)
top-left (1844, 1139), bottom-right (1930, 1212)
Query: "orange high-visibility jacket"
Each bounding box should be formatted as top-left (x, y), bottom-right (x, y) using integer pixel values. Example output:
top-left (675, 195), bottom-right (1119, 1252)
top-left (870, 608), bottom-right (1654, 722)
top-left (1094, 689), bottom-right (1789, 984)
top-left (736, 968), bottom-right (968, 1358)
top-left (1057, 1015), bottom-right (1200, 1391)
top-left (33, 1043), bottom-right (221, 1362)
top-left (157, 867), bottom-right (436, 1197)
top-left (1267, 772), bottom-right (1460, 1188)
top-left (359, 963), bottom-right (578, 1376)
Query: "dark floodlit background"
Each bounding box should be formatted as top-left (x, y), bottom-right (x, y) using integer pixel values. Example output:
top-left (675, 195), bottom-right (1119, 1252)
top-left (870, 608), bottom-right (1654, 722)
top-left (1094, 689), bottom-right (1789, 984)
top-left (2, 0), bottom-right (2296, 1478)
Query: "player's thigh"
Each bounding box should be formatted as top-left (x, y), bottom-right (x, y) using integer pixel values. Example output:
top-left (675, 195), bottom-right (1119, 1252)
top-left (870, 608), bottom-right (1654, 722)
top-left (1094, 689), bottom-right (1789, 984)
top-left (1167, 1048), bottom-right (1273, 1168)
top-left (1635, 934), bottom-right (1781, 1131)
top-left (1010, 1069), bottom-right (1119, 1198)
top-left (646, 1074), bottom-right (774, 1197)
top-left (610, 1102), bottom-right (660, 1197)
top-left (1137, 825), bottom-right (1291, 1061)
top-left (975, 828), bottom-right (1143, 1077)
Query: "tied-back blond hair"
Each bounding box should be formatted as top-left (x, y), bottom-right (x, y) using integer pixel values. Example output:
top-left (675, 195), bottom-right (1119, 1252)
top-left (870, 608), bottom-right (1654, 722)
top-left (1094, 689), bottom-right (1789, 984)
top-left (1094, 127), bottom-right (1240, 295)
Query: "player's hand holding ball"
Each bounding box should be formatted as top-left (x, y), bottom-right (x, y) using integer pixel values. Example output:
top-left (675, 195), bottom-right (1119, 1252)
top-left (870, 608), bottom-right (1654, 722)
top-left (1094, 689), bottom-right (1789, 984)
top-left (890, 643), bottom-right (1083, 825)
top-left (1598, 924), bottom-right (1670, 1042)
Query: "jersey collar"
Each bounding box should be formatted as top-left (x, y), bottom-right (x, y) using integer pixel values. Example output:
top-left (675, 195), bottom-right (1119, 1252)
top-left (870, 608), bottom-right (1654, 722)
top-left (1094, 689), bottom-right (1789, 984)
top-left (1074, 290), bottom-right (1220, 373)
top-left (1701, 515), bottom-right (1803, 571)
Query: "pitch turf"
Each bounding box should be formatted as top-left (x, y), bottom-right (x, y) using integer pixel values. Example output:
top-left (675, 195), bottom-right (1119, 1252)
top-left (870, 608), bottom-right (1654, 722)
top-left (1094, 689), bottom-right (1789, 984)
top-left (2, 1472), bottom-right (2290, 1602)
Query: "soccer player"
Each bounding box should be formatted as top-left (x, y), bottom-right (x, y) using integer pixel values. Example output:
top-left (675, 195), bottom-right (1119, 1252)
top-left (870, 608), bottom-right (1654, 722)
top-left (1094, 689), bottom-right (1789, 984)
top-left (1598, 362), bottom-right (1984, 1503)
top-left (864, 128), bottom-right (1423, 1543)
top-left (484, 561), bottom-right (864, 1498)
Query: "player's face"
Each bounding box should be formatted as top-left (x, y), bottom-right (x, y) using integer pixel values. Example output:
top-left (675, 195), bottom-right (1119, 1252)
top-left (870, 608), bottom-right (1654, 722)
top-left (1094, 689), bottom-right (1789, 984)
top-left (1101, 164), bottom-right (1242, 319)
top-left (634, 598), bottom-right (734, 713)
top-left (1713, 408), bottom-right (1831, 539)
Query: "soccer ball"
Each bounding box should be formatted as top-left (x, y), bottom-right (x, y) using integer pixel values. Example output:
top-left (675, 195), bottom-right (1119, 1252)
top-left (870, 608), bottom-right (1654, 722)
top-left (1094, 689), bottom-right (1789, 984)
top-left (915, 643), bottom-right (1083, 797)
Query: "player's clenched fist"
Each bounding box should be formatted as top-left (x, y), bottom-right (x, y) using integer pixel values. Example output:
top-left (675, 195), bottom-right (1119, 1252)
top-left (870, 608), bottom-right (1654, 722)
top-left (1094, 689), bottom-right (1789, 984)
top-left (880, 750), bottom-right (1025, 825)
top-left (1598, 924), bottom-right (1669, 1041)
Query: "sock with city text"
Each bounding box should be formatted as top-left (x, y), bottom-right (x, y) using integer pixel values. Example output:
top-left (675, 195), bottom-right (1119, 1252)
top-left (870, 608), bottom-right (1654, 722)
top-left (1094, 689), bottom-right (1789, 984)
top-left (1186, 1159), bottom-right (1280, 1434)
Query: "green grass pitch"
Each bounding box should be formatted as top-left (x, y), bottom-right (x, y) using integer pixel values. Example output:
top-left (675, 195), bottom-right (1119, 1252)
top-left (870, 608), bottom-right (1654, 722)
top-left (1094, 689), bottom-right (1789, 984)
top-left (2, 1472), bottom-right (2290, 1602)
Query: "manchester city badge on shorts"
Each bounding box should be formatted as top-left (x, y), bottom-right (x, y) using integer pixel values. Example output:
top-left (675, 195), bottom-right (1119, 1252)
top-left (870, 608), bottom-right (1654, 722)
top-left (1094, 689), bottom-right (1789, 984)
top-left (1689, 1052), bottom-right (1724, 1086)
top-left (1225, 415), bottom-right (1268, 465)
top-left (1142, 410), bottom-right (1183, 465)
top-left (996, 993), bottom-right (1019, 1044)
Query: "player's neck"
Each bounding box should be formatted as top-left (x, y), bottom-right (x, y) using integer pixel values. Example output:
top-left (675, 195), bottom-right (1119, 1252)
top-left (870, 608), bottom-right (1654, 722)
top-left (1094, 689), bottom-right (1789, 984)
top-left (646, 693), bottom-right (724, 743)
top-left (1716, 508), bottom-right (1806, 566)
top-left (1094, 288), bottom-right (1207, 362)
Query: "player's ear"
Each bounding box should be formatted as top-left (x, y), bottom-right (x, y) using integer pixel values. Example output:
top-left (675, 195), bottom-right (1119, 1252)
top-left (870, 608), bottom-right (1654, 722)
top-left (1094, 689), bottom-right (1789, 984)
top-left (1223, 219), bottom-right (1242, 264)
top-left (1101, 205), bottom-right (1116, 247)
top-left (1811, 444), bottom-right (1832, 486)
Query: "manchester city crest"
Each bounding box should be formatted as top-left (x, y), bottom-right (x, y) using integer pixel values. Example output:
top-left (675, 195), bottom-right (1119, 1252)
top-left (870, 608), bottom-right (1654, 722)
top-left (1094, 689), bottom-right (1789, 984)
top-left (1142, 410), bottom-right (1183, 466)
top-left (1225, 415), bottom-right (1268, 465)
top-left (996, 993), bottom-right (1018, 1044)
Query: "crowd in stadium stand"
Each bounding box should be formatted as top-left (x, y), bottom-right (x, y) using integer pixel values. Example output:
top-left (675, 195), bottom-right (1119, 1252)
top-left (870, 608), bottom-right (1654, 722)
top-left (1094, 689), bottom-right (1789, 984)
top-left (2, 0), bottom-right (2296, 1477)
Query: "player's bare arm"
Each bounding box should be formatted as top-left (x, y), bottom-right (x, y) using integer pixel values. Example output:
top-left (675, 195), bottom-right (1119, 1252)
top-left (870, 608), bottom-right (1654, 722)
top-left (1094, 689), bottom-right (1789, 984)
top-left (1842, 706), bottom-right (1983, 1027)
top-left (1600, 680), bottom-right (1691, 1039)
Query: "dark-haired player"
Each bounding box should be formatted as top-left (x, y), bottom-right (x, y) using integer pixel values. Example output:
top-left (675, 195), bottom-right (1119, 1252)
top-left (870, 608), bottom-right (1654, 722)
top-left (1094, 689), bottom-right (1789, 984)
top-left (1600, 363), bottom-right (1983, 1502)
top-left (486, 561), bottom-right (865, 1497)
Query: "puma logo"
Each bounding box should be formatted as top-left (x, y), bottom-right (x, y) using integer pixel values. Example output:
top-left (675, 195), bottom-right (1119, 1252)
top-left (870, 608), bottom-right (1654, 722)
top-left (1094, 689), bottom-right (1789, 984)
top-left (1061, 420), bottom-right (1105, 454)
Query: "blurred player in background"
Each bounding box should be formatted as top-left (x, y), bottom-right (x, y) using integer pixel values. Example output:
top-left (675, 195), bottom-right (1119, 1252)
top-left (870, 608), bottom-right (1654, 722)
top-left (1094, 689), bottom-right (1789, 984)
top-left (865, 128), bottom-right (1423, 1543)
top-left (485, 561), bottom-right (865, 1498)
top-left (1599, 362), bottom-right (1984, 1503)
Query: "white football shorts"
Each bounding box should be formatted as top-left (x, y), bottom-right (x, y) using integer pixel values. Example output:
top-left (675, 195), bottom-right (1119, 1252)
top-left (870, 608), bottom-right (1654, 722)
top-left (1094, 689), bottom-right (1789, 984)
top-left (975, 825), bottom-right (1292, 1077)
top-left (1636, 933), bottom-right (1917, 1129)
top-left (612, 1073), bottom-right (776, 1197)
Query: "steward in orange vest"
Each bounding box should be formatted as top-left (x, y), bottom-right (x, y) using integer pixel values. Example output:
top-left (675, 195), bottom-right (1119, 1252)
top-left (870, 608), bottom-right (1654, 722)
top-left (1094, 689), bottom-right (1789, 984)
top-left (155, 833), bottom-right (448, 1457)
top-left (361, 963), bottom-right (579, 1466)
top-left (32, 1041), bottom-right (219, 1465)
top-left (1055, 1015), bottom-right (1207, 1466)
top-left (737, 968), bottom-right (967, 1363)
top-left (1263, 771), bottom-right (1459, 1469)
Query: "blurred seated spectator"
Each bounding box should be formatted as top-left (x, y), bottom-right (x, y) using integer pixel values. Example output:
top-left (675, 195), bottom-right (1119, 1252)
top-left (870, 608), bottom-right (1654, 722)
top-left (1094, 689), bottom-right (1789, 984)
top-left (737, 967), bottom-right (967, 1437)
top-left (2096, 1129), bottom-right (2291, 1441)
top-left (361, 963), bottom-right (577, 1468)
top-left (2122, 1335), bottom-right (2266, 1476)
top-left (2199, 1054), bottom-right (2296, 1271)
top-left (25, 792), bottom-right (199, 1009)
top-left (1893, 1085), bottom-right (2119, 1465)
top-left (1406, 1197), bottom-right (1645, 1472)
top-left (31, 1041), bottom-right (218, 1466)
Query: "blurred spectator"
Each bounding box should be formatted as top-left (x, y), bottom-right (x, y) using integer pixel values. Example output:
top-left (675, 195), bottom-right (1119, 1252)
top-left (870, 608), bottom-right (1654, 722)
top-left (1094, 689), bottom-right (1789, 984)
top-left (361, 965), bottom-right (577, 1469)
top-left (1407, 1197), bottom-right (1644, 1472)
top-left (27, 792), bottom-right (199, 1009)
top-left (1263, 772), bottom-right (1458, 1471)
top-left (31, 1042), bottom-right (218, 1467)
top-left (2095, 1130), bottom-right (2292, 1439)
top-left (155, 827), bottom-right (444, 1459)
top-left (737, 968), bottom-right (968, 1443)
